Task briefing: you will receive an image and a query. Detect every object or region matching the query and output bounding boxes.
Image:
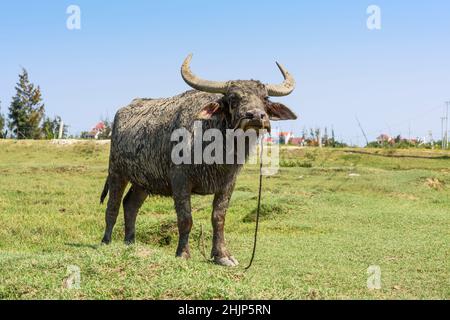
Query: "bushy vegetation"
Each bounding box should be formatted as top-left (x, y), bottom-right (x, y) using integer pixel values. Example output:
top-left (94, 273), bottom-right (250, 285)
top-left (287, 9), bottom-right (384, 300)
top-left (366, 135), bottom-right (443, 150)
top-left (294, 126), bottom-right (348, 147)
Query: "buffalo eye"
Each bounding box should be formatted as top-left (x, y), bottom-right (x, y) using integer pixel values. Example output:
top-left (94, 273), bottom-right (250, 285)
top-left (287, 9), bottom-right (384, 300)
top-left (227, 94), bottom-right (240, 108)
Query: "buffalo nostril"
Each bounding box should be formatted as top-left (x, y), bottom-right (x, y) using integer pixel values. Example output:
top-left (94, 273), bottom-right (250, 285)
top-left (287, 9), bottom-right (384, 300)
top-left (245, 112), bottom-right (254, 119)
top-left (260, 113), bottom-right (266, 119)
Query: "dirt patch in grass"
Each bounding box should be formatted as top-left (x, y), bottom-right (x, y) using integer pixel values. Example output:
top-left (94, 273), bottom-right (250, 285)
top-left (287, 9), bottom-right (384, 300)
top-left (242, 203), bottom-right (288, 223)
top-left (390, 192), bottom-right (419, 201)
top-left (28, 165), bottom-right (87, 174)
top-left (235, 185), bottom-right (253, 192)
top-left (424, 178), bottom-right (445, 190)
top-left (138, 219), bottom-right (178, 246)
top-left (134, 247), bottom-right (153, 258)
top-left (73, 143), bottom-right (105, 157)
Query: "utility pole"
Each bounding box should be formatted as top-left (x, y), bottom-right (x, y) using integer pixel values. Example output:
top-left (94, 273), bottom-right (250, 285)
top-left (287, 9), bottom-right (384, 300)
top-left (446, 101), bottom-right (450, 149)
top-left (428, 130), bottom-right (434, 149)
top-left (58, 120), bottom-right (64, 139)
top-left (355, 116), bottom-right (369, 146)
top-left (318, 128), bottom-right (322, 148)
top-left (441, 117), bottom-right (445, 149)
top-left (408, 122), bottom-right (411, 142)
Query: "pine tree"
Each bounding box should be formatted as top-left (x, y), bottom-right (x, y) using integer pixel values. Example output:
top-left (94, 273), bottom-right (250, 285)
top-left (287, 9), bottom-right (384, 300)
top-left (8, 68), bottom-right (45, 139)
top-left (0, 101), bottom-right (6, 138)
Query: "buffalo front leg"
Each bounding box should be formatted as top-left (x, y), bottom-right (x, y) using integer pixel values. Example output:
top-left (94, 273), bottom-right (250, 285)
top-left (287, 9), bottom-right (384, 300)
top-left (123, 185), bottom-right (148, 245)
top-left (172, 180), bottom-right (192, 259)
top-left (211, 191), bottom-right (238, 267)
top-left (101, 174), bottom-right (128, 244)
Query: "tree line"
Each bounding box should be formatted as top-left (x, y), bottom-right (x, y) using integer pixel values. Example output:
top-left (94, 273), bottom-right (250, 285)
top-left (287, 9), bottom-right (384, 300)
top-left (0, 68), bottom-right (67, 139)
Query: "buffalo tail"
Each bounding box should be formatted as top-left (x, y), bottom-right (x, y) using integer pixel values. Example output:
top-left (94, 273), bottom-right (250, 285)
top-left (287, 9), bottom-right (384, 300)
top-left (100, 176), bottom-right (109, 205)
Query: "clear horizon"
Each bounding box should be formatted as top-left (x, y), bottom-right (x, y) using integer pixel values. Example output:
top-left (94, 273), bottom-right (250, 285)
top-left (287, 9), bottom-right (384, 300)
top-left (1, 1), bottom-right (449, 145)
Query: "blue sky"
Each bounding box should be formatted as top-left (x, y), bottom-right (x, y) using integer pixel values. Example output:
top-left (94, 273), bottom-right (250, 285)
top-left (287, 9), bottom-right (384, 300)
top-left (1, 0), bottom-right (449, 143)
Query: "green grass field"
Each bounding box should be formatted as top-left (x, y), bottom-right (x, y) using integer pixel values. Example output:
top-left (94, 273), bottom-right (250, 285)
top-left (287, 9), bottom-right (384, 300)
top-left (0, 140), bottom-right (449, 299)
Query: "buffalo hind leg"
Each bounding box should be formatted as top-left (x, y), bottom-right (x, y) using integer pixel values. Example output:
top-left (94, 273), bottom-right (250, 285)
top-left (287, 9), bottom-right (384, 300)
top-left (211, 190), bottom-right (238, 267)
top-left (123, 185), bottom-right (148, 245)
top-left (101, 174), bottom-right (128, 244)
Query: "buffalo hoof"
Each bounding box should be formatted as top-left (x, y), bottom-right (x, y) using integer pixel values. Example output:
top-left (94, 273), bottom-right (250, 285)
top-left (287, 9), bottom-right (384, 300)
top-left (101, 238), bottom-right (111, 245)
top-left (176, 251), bottom-right (191, 260)
top-left (214, 256), bottom-right (239, 267)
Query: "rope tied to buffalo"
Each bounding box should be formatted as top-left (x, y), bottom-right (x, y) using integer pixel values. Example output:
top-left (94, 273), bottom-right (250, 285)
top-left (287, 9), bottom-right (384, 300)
top-left (245, 136), bottom-right (264, 270)
top-left (197, 135), bottom-right (265, 270)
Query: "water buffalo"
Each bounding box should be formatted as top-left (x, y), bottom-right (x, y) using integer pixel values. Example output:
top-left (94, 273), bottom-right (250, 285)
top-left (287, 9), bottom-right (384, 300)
top-left (100, 54), bottom-right (297, 266)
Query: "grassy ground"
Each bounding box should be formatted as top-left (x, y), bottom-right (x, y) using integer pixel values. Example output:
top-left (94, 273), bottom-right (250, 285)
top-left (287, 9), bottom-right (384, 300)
top-left (0, 140), bottom-right (449, 299)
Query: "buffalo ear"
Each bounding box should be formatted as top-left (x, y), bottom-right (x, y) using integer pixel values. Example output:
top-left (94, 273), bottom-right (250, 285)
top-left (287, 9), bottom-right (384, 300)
top-left (265, 102), bottom-right (297, 121)
top-left (196, 102), bottom-right (224, 120)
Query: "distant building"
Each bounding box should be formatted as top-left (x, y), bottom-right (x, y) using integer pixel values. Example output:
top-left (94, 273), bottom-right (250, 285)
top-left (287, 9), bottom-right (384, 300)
top-left (84, 121), bottom-right (106, 139)
top-left (279, 131), bottom-right (293, 144)
top-left (289, 137), bottom-right (305, 146)
top-left (263, 131), bottom-right (297, 145)
top-left (376, 134), bottom-right (394, 145)
top-left (263, 131), bottom-right (304, 145)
